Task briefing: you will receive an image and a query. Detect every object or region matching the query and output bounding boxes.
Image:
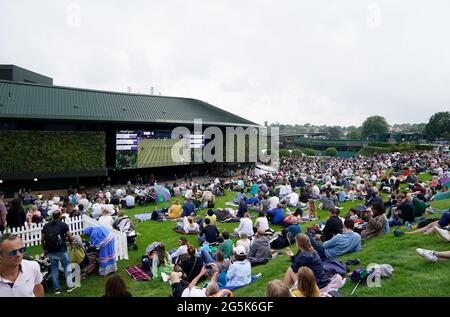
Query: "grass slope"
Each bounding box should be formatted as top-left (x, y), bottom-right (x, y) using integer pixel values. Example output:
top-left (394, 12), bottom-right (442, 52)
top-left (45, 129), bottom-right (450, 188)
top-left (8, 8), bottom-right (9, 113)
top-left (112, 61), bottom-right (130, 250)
top-left (30, 173), bottom-right (450, 297)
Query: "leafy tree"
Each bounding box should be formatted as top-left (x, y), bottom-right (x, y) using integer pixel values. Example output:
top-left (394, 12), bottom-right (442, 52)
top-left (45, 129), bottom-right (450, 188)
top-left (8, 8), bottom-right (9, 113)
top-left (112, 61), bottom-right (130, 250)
top-left (361, 116), bottom-right (389, 138)
top-left (346, 130), bottom-right (361, 140)
top-left (425, 111), bottom-right (450, 140)
top-left (325, 147), bottom-right (338, 157)
top-left (326, 127), bottom-right (343, 139)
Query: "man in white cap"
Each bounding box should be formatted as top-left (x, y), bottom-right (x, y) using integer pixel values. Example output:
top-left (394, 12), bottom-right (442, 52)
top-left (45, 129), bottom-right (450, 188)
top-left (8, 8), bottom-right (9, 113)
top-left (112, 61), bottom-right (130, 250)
top-left (226, 245), bottom-right (252, 288)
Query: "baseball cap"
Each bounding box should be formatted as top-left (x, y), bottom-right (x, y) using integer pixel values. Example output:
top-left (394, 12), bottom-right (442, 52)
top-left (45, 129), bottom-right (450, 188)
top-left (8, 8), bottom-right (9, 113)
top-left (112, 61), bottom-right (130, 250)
top-left (234, 245), bottom-right (247, 256)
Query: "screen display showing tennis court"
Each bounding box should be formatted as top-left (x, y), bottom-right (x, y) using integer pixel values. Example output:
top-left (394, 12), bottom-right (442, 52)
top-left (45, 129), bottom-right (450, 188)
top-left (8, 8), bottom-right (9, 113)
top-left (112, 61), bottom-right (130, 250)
top-left (115, 130), bottom-right (205, 169)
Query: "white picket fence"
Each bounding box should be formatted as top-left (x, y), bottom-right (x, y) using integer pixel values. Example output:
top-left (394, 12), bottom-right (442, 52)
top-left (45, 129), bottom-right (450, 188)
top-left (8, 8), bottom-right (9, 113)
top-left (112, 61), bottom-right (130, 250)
top-left (0, 215), bottom-right (128, 260)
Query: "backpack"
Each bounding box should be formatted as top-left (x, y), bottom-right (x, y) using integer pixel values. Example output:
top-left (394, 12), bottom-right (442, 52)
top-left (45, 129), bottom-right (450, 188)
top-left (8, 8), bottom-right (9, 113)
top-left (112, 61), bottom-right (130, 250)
top-left (45, 222), bottom-right (64, 252)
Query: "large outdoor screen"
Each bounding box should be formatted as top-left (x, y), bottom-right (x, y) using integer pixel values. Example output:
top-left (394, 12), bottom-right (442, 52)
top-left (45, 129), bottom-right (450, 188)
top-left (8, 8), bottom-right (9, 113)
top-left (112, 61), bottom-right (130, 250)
top-left (115, 130), bottom-right (205, 169)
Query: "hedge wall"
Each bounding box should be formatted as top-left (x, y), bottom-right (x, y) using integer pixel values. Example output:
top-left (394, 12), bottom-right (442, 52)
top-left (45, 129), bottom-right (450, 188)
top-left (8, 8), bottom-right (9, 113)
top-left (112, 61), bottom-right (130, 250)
top-left (0, 131), bottom-right (106, 175)
top-left (358, 143), bottom-right (435, 156)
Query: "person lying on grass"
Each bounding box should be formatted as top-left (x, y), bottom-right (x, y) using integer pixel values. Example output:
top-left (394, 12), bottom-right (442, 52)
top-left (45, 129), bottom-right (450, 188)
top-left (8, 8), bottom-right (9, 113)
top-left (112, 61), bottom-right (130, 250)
top-left (307, 218), bottom-right (362, 260)
top-left (416, 248), bottom-right (450, 262)
top-left (283, 233), bottom-right (330, 290)
top-left (394, 208), bottom-right (450, 237)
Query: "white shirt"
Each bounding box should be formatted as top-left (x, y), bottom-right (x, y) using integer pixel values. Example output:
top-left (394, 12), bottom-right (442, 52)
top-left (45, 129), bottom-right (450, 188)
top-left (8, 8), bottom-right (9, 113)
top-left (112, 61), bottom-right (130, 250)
top-left (284, 192), bottom-right (299, 206)
top-left (0, 260), bottom-right (42, 297)
top-left (78, 198), bottom-right (91, 213)
top-left (99, 215), bottom-right (114, 228)
top-left (52, 196), bottom-right (60, 204)
top-left (124, 195), bottom-right (135, 207)
top-left (311, 185), bottom-right (320, 196)
top-left (236, 239), bottom-right (251, 255)
top-left (102, 204), bottom-right (116, 216)
top-left (91, 203), bottom-right (103, 219)
top-left (268, 196), bottom-right (280, 210)
top-left (237, 218), bottom-right (254, 237)
top-left (255, 216), bottom-right (269, 231)
top-left (181, 287), bottom-right (206, 297)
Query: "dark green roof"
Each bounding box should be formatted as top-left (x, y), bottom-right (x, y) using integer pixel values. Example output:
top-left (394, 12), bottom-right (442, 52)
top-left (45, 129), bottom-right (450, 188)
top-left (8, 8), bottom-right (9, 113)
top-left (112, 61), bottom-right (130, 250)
top-left (0, 80), bottom-right (258, 127)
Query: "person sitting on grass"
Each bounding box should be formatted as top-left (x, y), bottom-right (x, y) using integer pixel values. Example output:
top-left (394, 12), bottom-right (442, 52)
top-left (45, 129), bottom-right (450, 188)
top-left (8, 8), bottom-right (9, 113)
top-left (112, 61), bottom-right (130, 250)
top-left (236, 232), bottom-right (251, 255)
top-left (416, 248), bottom-right (450, 262)
top-left (205, 209), bottom-right (217, 226)
top-left (226, 246), bottom-right (252, 288)
top-left (233, 189), bottom-right (247, 204)
top-left (219, 231), bottom-right (234, 259)
top-left (254, 211), bottom-right (270, 233)
top-left (179, 245), bottom-right (204, 283)
top-left (266, 203), bottom-right (286, 226)
top-left (283, 233), bottom-right (330, 289)
top-left (266, 279), bottom-right (292, 297)
top-left (103, 275), bottom-right (132, 297)
top-left (394, 208), bottom-right (450, 238)
top-left (288, 218), bottom-right (302, 238)
top-left (307, 219), bottom-right (362, 260)
top-left (169, 237), bottom-right (189, 264)
top-left (284, 208), bottom-right (302, 225)
top-left (182, 199), bottom-right (196, 217)
top-left (233, 212), bottom-right (254, 238)
top-left (169, 266), bottom-right (219, 297)
top-left (98, 208), bottom-right (114, 228)
top-left (314, 208), bottom-right (343, 242)
top-left (183, 216), bottom-right (200, 234)
top-left (236, 197), bottom-right (248, 218)
top-left (248, 228), bottom-right (274, 266)
top-left (167, 200), bottom-right (182, 219)
top-left (290, 266), bottom-right (320, 297)
top-left (198, 218), bottom-right (220, 245)
top-left (150, 243), bottom-right (173, 281)
top-left (389, 193), bottom-right (415, 227)
top-left (361, 204), bottom-right (387, 240)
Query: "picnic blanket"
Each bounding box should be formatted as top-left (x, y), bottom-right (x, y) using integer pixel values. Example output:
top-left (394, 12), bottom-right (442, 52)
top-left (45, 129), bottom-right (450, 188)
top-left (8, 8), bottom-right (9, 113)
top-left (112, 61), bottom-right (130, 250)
top-left (225, 201), bottom-right (239, 207)
top-left (219, 275), bottom-right (258, 291)
top-left (125, 265), bottom-right (151, 281)
top-left (134, 213), bottom-right (153, 221)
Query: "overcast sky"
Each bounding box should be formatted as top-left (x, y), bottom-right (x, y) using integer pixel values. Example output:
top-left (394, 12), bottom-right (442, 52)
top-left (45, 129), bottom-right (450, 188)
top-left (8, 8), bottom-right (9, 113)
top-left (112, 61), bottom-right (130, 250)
top-left (1, 0), bottom-right (449, 127)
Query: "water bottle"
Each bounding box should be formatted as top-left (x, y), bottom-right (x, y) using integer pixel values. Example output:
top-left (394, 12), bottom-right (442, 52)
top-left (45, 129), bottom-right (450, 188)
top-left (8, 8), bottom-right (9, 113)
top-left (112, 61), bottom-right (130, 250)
top-left (405, 221), bottom-right (411, 231)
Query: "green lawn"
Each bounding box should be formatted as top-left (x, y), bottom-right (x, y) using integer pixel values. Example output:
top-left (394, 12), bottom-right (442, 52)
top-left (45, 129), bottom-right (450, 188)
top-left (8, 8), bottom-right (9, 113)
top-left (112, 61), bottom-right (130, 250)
top-left (30, 173), bottom-right (450, 297)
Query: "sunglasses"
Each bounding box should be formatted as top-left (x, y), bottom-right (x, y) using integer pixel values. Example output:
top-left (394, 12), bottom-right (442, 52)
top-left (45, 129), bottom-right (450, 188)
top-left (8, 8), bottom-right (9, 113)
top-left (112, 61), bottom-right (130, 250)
top-left (8, 247), bottom-right (27, 257)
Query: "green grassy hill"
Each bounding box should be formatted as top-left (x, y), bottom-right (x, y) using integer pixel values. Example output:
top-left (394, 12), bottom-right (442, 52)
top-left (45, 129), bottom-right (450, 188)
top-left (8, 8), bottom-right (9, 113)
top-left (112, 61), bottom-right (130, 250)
top-left (29, 173), bottom-right (450, 297)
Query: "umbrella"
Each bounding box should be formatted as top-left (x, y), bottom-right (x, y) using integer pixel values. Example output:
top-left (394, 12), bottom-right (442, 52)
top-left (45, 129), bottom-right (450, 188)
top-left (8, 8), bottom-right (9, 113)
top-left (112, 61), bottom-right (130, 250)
top-left (150, 185), bottom-right (171, 203)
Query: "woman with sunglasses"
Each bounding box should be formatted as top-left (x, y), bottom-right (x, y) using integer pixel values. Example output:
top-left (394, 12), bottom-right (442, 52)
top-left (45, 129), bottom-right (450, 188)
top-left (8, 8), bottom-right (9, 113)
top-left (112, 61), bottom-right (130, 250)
top-left (0, 233), bottom-right (44, 297)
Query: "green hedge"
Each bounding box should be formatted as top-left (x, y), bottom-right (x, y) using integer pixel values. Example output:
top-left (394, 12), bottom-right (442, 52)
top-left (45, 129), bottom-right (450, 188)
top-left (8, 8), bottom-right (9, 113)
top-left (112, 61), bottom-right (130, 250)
top-left (415, 144), bottom-right (434, 151)
top-left (368, 142), bottom-right (393, 148)
top-left (0, 131), bottom-right (106, 174)
top-left (358, 143), bottom-right (435, 156)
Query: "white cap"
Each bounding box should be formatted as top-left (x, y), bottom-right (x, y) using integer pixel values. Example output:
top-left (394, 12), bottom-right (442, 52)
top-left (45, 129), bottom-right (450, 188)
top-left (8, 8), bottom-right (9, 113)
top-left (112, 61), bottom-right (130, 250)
top-left (234, 245), bottom-right (247, 256)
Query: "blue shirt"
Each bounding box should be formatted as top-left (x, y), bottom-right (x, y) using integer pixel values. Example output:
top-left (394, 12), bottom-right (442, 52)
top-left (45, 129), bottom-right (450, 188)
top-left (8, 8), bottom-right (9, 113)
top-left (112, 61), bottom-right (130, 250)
top-left (266, 207), bottom-right (285, 225)
top-left (291, 251), bottom-right (330, 289)
top-left (288, 224), bottom-right (302, 237)
top-left (249, 183), bottom-right (259, 195)
top-left (182, 201), bottom-right (196, 217)
top-left (323, 231), bottom-right (362, 259)
top-left (234, 192), bottom-right (247, 204)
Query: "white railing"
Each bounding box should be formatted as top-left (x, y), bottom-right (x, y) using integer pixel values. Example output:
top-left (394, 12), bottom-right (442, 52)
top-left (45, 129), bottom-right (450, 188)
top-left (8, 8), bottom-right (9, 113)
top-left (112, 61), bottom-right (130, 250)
top-left (0, 215), bottom-right (128, 261)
